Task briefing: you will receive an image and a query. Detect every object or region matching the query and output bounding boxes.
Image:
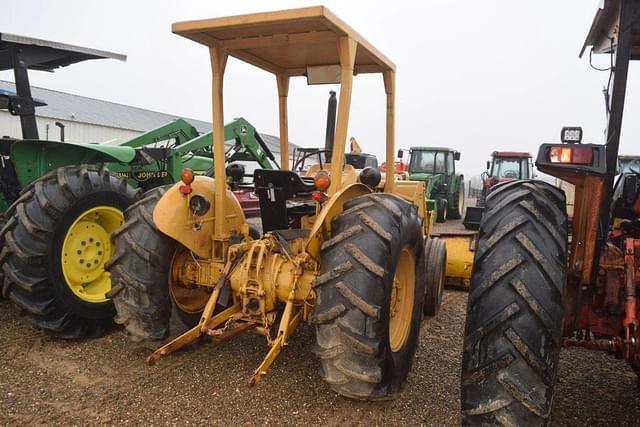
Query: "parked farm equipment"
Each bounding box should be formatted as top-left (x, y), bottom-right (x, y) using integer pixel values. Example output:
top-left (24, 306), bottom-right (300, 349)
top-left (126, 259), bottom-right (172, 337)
top-left (0, 33), bottom-right (274, 338)
top-left (107, 6), bottom-right (446, 399)
top-left (461, 1), bottom-right (640, 424)
top-left (398, 146), bottom-right (464, 222)
top-left (463, 150), bottom-right (533, 230)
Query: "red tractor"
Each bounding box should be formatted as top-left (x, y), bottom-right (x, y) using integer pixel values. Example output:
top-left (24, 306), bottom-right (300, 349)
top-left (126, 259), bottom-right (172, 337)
top-left (461, 1), bottom-right (640, 425)
top-left (463, 151), bottom-right (533, 229)
top-left (478, 151), bottom-right (533, 206)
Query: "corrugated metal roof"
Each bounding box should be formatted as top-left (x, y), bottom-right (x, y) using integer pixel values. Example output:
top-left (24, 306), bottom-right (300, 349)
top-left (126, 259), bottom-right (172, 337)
top-left (0, 79), bottom-right (293, 154)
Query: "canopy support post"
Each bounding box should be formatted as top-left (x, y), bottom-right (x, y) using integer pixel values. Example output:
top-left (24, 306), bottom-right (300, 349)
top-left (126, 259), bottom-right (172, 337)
top-left (276, 73), bottom-right (290, 170)
top-left (329, 36), bottom-right (357, 195)
top-left (209, 45), bottom-right (229, 246)
top-left (383, 70), bottom-right (395, 194)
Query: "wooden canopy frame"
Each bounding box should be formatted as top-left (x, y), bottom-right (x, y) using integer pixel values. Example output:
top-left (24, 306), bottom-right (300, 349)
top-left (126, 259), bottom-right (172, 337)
top-left (173, 6), bottom-right (397, 239)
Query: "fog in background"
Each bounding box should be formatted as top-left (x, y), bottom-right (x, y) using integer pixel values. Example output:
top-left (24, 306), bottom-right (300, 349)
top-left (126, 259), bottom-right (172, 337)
top-left (2, 0), bottom-right (639, 181)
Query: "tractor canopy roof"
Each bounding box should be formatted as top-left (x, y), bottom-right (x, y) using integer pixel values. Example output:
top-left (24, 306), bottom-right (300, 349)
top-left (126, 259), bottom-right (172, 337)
top-left (492, 151), bottom-right (531, 159)
top-left (0, 33), bottom-right (126, 72)
top-left (172, 6), bottom-right (399, 197)
top-left (580, 0), bottom-right (640, 59)
top-left (172, 6), bottom-right (395, 75)
top-left (410, 146), bottom-right (458, 153)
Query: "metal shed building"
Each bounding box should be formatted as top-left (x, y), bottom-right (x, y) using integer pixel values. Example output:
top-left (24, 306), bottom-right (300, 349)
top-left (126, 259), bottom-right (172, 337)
top-left (0, 80), bottom-right (287, 156)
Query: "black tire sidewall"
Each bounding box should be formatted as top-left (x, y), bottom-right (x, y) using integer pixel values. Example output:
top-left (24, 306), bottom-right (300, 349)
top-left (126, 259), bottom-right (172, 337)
top-left (50, 190), bottom-right (133, 320)
top-left (424, 239), bottom-right (446, 316)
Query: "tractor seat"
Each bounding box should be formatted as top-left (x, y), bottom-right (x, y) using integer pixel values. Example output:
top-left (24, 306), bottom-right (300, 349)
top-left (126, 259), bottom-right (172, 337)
top-left (254, 169), bottom-right (317, 231)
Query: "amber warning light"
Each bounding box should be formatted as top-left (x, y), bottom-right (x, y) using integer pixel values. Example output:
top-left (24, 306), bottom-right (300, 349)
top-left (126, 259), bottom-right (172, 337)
top-left (549, 146), bottom-right (593, 165)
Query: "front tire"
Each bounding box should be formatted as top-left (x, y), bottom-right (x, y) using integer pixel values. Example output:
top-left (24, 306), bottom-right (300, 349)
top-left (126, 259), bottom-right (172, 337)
top-left (436, 198), bottom-right (447, 223)
top-left (312, 193), bottom-right (425, 399)
top-left (0, 166), bottom-right (141, 338)
top-left (461, 180), bottom-right (567, 425)
top-left (423, 238), bottom-right (446, 317)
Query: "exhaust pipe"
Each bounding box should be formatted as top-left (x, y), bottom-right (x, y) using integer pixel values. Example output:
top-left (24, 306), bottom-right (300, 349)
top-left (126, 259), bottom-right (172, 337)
top-left (324, 90), bottom-right (337, 163)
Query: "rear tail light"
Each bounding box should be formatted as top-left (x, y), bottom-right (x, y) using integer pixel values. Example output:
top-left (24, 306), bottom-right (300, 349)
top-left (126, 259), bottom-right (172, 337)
top-left (549, 146), bottom-right (593, 165)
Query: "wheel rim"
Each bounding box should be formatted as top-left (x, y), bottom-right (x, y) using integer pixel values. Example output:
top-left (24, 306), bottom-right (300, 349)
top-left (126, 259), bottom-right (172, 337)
top-left (61, 206), bottom-right (123, 303)
top-left (169, 247), bottom-right (210, 314)
top-left (459, 188), bottom-right (465, 212)
top-left (389, 247), bottom-right (416, 352)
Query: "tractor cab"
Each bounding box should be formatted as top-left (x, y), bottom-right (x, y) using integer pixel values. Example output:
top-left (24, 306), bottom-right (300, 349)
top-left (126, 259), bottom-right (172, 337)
top-left (402, 146), bottom-right (464, 222)
top-left (486, 151), bottom-right (533, 182)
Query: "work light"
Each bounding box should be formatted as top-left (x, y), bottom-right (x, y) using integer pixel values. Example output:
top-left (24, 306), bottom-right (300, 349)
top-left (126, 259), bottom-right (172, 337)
top-left (560, 126), bottom-right (583, 144)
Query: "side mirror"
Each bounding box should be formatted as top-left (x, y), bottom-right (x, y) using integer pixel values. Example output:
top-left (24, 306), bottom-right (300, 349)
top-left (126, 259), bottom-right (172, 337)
top-left (454, 151), bottom-right (461, 161)
top-left (397, 149), bottom-right (403, 159)
top-left (486, 160), bottom-right (491, 171)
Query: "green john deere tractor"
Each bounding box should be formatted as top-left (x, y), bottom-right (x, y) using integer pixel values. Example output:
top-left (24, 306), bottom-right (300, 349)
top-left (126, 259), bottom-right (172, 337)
top-left (0, 33), bottom-right (275, 338)
top-left (399, 146), bottom-right (464, 222)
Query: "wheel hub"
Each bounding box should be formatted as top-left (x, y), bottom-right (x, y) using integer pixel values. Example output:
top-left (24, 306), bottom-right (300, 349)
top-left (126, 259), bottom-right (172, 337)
top-left (61, 206), bottom-right (124, 303)
top-left (389, 247), bottom-right (416, 352)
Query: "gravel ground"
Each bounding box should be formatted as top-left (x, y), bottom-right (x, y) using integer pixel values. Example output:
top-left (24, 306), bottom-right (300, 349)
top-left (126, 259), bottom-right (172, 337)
top-left (2, 215), bottom-right (640, 425)
top-left (2, 289), bottom-right (640, 426)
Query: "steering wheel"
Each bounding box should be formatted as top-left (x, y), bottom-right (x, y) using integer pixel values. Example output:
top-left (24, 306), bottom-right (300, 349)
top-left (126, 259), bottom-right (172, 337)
top-left (503, 170), bottom-right (518, 179)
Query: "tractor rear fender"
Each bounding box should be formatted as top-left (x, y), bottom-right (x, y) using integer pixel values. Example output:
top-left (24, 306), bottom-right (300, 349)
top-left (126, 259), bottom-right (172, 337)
top-left (305, 183), bottom-right (372, 260)
top-left (152, 175), bottom-right (246, 258)
top-left (394, 180), bottom-right (430, 235)
top-left (10, 139), bottom-right (135, 187)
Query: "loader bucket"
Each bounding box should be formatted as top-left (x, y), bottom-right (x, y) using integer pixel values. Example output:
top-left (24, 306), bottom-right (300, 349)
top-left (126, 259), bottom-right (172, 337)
top-left (463, 206), bottom-right (484, 230)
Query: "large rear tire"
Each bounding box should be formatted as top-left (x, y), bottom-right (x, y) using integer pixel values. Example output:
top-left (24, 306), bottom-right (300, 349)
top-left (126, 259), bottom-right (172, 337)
top-left (461, 180), bottom-right (567, 425)
top-left (106, 186), bottom-right (227, 341)
top-left (312, 193), bottom-right (425, 399)
top-left (0, 166), bottom-right (141, 338)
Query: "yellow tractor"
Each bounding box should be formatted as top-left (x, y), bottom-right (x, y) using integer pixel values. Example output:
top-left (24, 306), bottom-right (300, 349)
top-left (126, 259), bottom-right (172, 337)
top-left (106, 6), bottom-right (444, 399)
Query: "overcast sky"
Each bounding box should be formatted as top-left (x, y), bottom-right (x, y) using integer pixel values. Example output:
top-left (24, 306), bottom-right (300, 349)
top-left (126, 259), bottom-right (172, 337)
top-left (2, 0), bottom-right (639, 178)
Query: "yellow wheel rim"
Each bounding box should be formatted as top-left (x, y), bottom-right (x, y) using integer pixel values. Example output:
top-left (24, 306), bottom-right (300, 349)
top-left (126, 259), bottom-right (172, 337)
top-left (389, 247), bottom-right (416, 352)
top-left (61, 206), bottom-right (123, 303)
top-left (459, 189), bottom-right (465, 212)
top-left (169, 247), bottom-right (210, 314)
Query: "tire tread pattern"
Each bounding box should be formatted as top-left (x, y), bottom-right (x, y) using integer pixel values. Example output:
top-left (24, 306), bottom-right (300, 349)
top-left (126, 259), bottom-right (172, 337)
top-left (461, 180), bottom-right (567, 426)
